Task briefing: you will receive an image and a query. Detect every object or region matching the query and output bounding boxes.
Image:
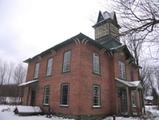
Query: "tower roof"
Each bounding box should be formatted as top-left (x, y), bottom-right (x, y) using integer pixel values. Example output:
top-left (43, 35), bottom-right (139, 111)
top-left (93, 11), bottom-right (120, 28)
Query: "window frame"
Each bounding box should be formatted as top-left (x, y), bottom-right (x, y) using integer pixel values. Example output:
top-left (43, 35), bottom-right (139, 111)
top-left (92, 52), bottom-right (101, 75)
top-left (43, 85), bottom-right (50, 105)
top-left (33, 62), bottom-right (40, 79)
top-left (62, 50), bottom-right (71, 73)
top-left (46, 58), bottom-right (53, 77)
top-left (92, 84), bottom-right (101, 108)
top-left (118, 61), bottom-right (126, 79)
top-left (60, 83), bottom-right (69, 106)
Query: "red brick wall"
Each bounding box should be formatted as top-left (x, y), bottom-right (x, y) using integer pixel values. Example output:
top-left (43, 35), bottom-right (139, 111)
top-left (23, 41), bottom-right (140, 116)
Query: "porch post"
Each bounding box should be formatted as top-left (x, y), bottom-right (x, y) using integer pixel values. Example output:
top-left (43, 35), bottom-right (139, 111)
top-left (26, 87), bottom-right (30, 105)
top-left (127, 87), bottom-right (132, 116)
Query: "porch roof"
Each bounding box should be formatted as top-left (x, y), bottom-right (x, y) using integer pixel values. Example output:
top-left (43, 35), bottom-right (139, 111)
top-left (115, 78), bottom-right (142, 88)
top-left (19, 80), bottom-right (38, 86)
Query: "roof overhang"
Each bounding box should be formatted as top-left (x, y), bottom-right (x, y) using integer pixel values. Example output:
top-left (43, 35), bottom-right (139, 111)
top-left (115, 77), bottom-right (142, 89)
top-left (19, 80), bottom-right (38, 87)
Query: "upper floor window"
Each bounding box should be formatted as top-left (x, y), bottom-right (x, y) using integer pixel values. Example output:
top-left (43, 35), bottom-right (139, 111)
top-left (60, 84), bottom-right (69, 106)
top-left (93, 85), bottom-right (101, 107)
top-left (43, 85), bottom-right (50, 105)
top-left (63, 51), bottom-right (71, 72)
top-left (118, 61), bottom-right (126, 79)
top-left (34, 63), bottom-right (40, 79)
top-left (46, 58), bottom-right (53, 76)
top-left (93, 53), bottom-right (100, 74)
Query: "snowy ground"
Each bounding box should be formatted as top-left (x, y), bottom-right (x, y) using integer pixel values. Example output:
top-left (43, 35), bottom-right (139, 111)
top-left (0, 105), bottom-right (74, 120)
top-left (0, 105), bottom-right (159, 120)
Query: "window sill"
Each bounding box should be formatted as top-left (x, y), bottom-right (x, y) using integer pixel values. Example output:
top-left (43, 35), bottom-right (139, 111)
top-left (92, 72), bottom-right (101, 76)
top-left (92, 105), bottom-right (101, 108)
top-left (62, 71), bottom-right (71, 74)
top-left (33, 77), bottom-right (39, 80)
top-left (43, 103), bottom-right (49, 106)
top-left (46, 75), bottom-right (52, 77)
top-left (132, 105), bottom-right (137, 108)
top-left (60, 104), bottom-right (69, 107)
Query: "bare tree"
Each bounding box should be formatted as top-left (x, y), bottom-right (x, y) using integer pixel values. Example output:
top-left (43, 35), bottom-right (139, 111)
top-left (13, 64), bottom-right (26, 85)
top-left (113, 0), bottom-right (159, 43)
top-left (140, 63), bottom-right (153, 96)
top-left (0, 60), bottom-right (8, 85)
top-left (6, 62), bottom-right (14, 84)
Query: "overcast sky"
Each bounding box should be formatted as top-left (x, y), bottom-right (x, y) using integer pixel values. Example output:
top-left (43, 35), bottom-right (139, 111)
top-left (0, 0), bottom-right (114, 63)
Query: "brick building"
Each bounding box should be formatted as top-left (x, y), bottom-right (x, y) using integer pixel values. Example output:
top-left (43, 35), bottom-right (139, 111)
top-left (20, 11), bottom-right (144, 118)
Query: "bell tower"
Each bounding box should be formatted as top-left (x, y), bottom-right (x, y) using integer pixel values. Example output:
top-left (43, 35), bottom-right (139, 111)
top-left (93, 11), bottom-right (121, 49)
top-left (93, 11), bottom-right (120, 41)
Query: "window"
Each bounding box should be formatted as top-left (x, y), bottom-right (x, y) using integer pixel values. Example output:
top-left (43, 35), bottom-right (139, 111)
top-left (60, 84), bottom-right (69, 106)
top-left (93, 85), bottom-right (101, 107)
top-left (46, 58), bottom-right (53, 76)
top-left (34, 63), bottom-right (40, 79)
top-left (118, 61), bottom-right (126, 79)
top-left (93, 53), bottom-right (100, 74)
top-left (43, 85), bottom-right (50, 105)
top-left (63, 51), bottom-right (71, 72)
top-left (131, 91), bottom-right (136, 107)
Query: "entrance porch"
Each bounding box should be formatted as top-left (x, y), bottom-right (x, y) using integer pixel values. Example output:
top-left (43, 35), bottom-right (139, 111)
top-left (116, 78), bottom-right (144, 116)
top-left (19, 80), bottom-right (38, 106)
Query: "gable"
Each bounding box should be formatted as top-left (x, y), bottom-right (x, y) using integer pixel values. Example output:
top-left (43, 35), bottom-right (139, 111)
top-left (97, 11), bottom-right (104, 23)
top-left (111, 45), bottom-right (134, 61)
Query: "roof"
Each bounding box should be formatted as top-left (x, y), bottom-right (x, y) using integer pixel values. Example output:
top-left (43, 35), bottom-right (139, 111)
top-left (24, 33), bottom-right (111, 63)
top-left (93, 11), bottom-right (120, 28)
top-left (97, 35), bottom-right (121, 49)
top-left (115, 77), bottom-right (142, 88)
top-left (19, 80), bottom-right (38, 86)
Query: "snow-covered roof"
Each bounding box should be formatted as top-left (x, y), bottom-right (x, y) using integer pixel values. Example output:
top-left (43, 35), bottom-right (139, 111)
top-left (102, 11), bottom-right (115, 20)
top-left (115, 78), bottom-right (142, 88)
top-left (145, 96), bottom-right (154, 100)
top-left (19, 80), bottom-right (38, 86)
top-left (110, 45), bottom-right (124, 50)
top-left (14, 106), bottom-right (41, 113)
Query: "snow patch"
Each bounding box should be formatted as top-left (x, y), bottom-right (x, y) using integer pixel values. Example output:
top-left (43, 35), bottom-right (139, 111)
top-left (14, 106), bottom-right (42, 113)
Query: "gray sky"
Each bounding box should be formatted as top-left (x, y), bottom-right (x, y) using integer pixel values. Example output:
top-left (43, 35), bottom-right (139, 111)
top-left (0, 0), bottom-right (114, 63)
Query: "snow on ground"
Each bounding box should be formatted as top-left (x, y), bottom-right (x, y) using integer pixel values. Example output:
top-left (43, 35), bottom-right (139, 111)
top-left (145, 105), bottom-right (159, 119)
top-left (103, 105), bottom-right (159, 120)
top-left (0, 105), bottom-right (74, 120)
top-left (103, 116), bottom-right (139, 120)
top-left (1, 105), bottom-right (159, 120)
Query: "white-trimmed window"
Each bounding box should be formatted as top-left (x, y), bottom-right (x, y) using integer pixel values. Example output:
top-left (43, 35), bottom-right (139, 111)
top-left (93, 53), bottom-right (100, 74)
top-left (43, 85), bottom-right (50, 105)
top-left (34, 63), bottom-right (40, 79)
top-left (46, 58), bottom-right (53, 76)
top-left (119, 61), bottom-right (126, 79)
top-left (60, 84), bottom-right (69, 106)
top-left (63, 51), bottom-right (71, 72)
top-left (93, 85), bottom-right (101, 107)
